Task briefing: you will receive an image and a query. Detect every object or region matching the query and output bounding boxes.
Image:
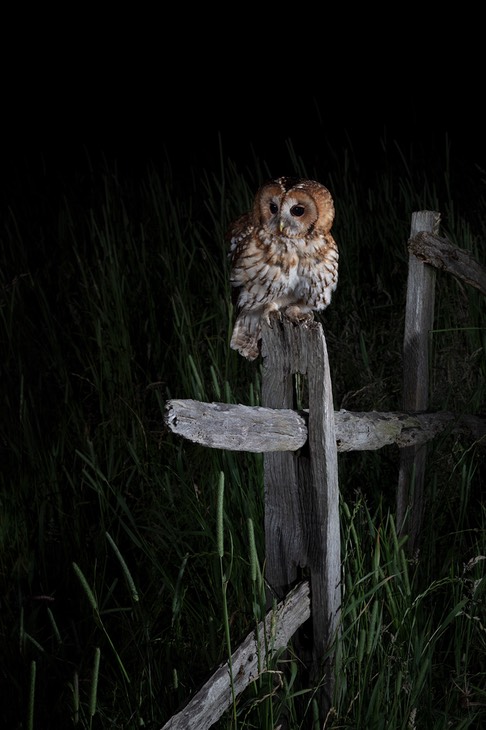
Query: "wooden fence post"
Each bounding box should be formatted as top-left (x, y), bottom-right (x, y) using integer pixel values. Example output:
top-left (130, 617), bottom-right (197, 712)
top-left (397, 210), bottom-right (440, 554)
top-left (261, 317), bottom-right (341, 711)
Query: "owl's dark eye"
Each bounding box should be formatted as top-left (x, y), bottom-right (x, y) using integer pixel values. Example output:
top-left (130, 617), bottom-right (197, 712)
top-left (269, 202), bottom-right (279, 215)
top-left (290, 205), bottom-right (305, 217)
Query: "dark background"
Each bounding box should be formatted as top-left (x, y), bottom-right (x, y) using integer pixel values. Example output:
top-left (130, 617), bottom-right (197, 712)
top-left (2, 19), bottom-right (486, 194)
top-left (3, 88), bottom-right (486, 185)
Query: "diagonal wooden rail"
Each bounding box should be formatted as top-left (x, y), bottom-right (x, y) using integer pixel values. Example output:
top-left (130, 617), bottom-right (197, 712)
top-left (161, 582), bottom-right (310, 730)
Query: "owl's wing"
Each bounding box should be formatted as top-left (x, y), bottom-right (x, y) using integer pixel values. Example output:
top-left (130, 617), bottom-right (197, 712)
top-left (226, 213), bottom-right (253, 311)
top-left (227, 213), bottom-right (252, 262)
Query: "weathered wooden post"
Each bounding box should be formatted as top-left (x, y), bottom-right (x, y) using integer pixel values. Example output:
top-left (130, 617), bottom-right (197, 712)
top-left (261, 317), bottom-right (341, 710)
top-left (397, 210), bottom-right (440, 554)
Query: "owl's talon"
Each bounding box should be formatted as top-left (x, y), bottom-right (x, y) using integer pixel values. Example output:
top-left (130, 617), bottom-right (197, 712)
top-left (265, 309), bottom-right (282, 327)
top-left (284, 307), bottom-right (314, 324)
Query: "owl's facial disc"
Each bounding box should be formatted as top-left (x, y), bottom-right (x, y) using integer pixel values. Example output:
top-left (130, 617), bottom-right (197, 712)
top-left (262, 194), bottom-right (282, 231)
top-left (278, 193), bottom-right (317, 236)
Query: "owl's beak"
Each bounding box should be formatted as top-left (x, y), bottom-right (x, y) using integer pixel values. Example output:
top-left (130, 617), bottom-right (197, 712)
top-left (279, 219), bottom-right (285, 233)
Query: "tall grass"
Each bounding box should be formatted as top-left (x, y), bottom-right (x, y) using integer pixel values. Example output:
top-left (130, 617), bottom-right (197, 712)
top-left (0, 137), bottom-right (484, 728)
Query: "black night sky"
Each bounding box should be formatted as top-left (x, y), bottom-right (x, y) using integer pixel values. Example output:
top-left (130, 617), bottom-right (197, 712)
top-left (2, 19), bottom-right (486, 202)
top-left (4, 83), bottom-right (486, 184)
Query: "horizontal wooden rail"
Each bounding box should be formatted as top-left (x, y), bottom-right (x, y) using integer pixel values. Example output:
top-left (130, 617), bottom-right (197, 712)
top-left (165, 399), bottom-right (485, 453)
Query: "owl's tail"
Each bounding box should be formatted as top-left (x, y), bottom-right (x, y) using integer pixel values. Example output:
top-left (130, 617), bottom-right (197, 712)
top-left (230, 313), bottom-right (261, 361)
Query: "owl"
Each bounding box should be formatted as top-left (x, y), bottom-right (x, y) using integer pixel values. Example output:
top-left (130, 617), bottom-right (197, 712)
top-left (228, 176), bottom-right (339, 361)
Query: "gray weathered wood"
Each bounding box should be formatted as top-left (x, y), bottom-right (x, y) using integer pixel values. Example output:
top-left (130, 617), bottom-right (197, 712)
top-left (398, 211), bottom-right (440, 553)
top-left (408, 230), bottom-right (486, 296)
top-left (164, 400), bottom-right (308, 451)
top-left (164, 399), bottom-right (486, 452)
top-left (160, 581), bottom-right (310, 730)
top-left (261, 317), bottom-right (340, 711)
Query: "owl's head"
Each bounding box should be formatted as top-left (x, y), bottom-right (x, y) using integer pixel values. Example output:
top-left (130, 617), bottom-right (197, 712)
top-left (253, 176), bottom-right (335, 238)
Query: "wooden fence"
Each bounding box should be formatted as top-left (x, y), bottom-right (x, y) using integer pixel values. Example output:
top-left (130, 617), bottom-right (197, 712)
top-left (161, 211), bottom-right (486, 730)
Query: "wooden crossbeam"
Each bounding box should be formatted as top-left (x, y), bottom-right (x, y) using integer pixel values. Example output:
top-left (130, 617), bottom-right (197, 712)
top-left (164, 400), bottom-right (485, 453)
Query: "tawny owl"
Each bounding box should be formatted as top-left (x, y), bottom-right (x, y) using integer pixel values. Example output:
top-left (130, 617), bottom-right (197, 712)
top-left (228, 176), bottom-right (339, 361)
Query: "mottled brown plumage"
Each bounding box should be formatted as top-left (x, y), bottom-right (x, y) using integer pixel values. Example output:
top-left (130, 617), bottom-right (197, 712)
top-left (228, 176), bottom-right (339, 360)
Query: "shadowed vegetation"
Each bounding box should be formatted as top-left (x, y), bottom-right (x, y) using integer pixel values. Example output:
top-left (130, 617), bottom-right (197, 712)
top-left (1, 136), bottom-right (485, 728)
